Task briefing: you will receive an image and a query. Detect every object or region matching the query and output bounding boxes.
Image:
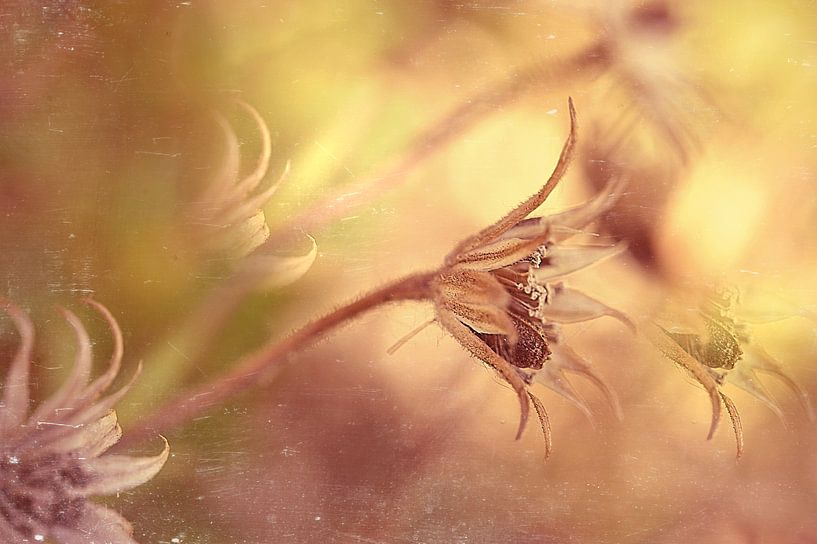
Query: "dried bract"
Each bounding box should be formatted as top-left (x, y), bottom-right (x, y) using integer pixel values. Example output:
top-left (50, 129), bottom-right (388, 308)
top-left (1, 300), bottom-right (168, 544)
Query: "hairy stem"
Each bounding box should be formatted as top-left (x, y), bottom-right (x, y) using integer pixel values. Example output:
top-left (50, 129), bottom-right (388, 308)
top-left (121, 271), bottom-right (436, 446)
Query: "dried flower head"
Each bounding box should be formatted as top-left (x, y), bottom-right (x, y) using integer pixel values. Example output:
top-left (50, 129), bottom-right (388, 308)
top-left (430, 99), bottom-right (633, 456)
top-left (1, 300), bottom-right (168, 543)
top-left (650, 283), bottom-right (815, 458)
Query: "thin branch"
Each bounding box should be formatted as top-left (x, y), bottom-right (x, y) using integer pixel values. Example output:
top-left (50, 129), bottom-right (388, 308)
top-left (120, 271), bottom-right (436, 446)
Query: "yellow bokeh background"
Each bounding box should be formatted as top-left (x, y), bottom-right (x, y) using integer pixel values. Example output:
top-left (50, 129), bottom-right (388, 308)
top-left (2, 1), bottom-right (817, 542)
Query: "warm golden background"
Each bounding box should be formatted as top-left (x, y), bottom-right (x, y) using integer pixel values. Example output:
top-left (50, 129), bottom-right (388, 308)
top-left (2, 1), bottom-right (817, 542)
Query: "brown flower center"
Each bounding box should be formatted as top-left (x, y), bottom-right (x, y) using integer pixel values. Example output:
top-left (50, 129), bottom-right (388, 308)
top-left (1, 451), bottom-right (90, 538)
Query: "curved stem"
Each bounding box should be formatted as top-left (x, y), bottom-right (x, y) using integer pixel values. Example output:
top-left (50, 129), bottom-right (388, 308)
top-left (121, 271), bottom-right (436, 446)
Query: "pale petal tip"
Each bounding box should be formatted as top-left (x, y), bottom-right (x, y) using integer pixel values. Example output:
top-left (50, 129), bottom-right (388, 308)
top-left (239, 233), bottom-right (318, 290)
top-left (706, 392), bottom-right (722, 441)
top-left (719, 392), bottom-right (744, 459)
top-left (528, 391), bottom-right (553, 460)
top-left (514, 390), bottom-right (530, 441)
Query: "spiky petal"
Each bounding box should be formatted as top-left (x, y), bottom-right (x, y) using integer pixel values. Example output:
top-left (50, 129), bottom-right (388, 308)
top-left (1, 301), bottom-right (168, 544)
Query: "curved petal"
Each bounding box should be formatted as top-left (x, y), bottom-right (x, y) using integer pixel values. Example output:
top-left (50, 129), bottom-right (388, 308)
top-left (19, 364), bottom-right (141, 454)
top-left (644, 322), bottom-right (722, 441)
top-left (542, 342), bottom-right (623, 421)
top-left (227, 209), bottom-right (271, 258)
top-left (64, 363), bottom-right (143, 429)
top-left (536, 282), bottom-right (636, 332)
top-left (535, 361), bottom-right (596, 428)
top-left (237, 234), bottom-right (318, 290)
top-left (725, 365), bottom-right (788, 428)
top-left (22, 367), bottom-right (142, 455)
top-left (231, 100), bottom-right (273, 197)
top-left (440, 298), bottom-right (517, 341)
top-left (80, 437), bottom-right (169, 496)
top-left (746, 345), bottom-right (815, 421)
top-left (528, 391), bottom-right (553, 461)
top-left (72, 300), bottom-right (124, 407)
top-left (500, 174), bottom-right (626, 243)
top-left (547, 175), bottom-right (627, 241)
top-left (435, 269), bottom-right (510, 304)
top-left (453, 232), bottom-right (550, 272)
top-left (435, 269), bottom-right (517, 341)
top-left (30, 307), bottom-right (93, 423)
top-left (200, 110), bottom-right (241, 203)
top-left (529, 243), bottom-right (627, 281)
top-left (221, 160), bottom-right (290, 227)
top-left (48, 410), bottom-right (123, 457)
top-left (437, 309), bottom-right (530, 440)
top-left (720, 392), bottom-right (744, 459)
top-left (447, 98), bottom-right (577, 259)
top-left (0, 301), bottom-right (34, 430)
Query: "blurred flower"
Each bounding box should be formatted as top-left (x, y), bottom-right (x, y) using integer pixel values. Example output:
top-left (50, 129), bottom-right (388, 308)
top-left (191, 100), bottom-right (282, 259)
top-left (187, 99), bottom-right (316, 290)
top-left (0, 300), bottom-right (168, 544)
top-left (122, 102), bottom-right (318, 414)
top-left (599, 0), bottom-right (704, 161)
top-left (430, 99), bottom-right (632, 455)
top-left (651, 282), bottom-right (816, 457)
top-left (577, 0), bottom-right (719, 272)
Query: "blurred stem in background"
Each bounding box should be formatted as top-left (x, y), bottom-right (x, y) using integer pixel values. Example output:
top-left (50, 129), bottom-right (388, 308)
top-left (267, 40), bottom-right (609, 240)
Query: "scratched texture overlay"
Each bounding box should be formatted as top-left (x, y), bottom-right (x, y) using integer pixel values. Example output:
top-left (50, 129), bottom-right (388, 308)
top-left (2, 1), bottom-right (817, 543)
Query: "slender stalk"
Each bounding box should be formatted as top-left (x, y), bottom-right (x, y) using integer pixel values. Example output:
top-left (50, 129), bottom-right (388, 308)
top-left (121, 271), bottom-right (436, 446)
